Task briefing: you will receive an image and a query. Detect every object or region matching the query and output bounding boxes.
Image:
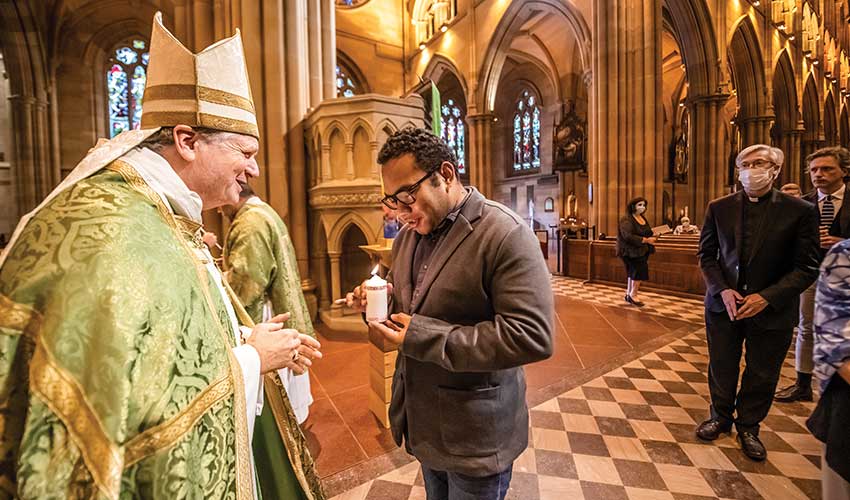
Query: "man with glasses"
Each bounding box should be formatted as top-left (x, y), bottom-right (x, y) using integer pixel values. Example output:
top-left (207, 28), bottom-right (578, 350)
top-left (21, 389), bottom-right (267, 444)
top-left (696, 144), bottom-right (819, 461)
top-left (346, 127), bottom-right (554, 499)
top-left (776, 146), bottom-right (850, 404)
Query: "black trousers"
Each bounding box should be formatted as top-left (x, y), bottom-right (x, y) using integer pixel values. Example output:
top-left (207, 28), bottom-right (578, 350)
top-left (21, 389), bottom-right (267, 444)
top-left (705, 310), bottom-right (793, 434)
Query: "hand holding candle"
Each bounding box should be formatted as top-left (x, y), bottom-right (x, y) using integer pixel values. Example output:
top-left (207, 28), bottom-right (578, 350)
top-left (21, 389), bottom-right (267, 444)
top-left (364, 271), bottom-right (388, 323)
top-left (342, 264), bottom-right (393, 314)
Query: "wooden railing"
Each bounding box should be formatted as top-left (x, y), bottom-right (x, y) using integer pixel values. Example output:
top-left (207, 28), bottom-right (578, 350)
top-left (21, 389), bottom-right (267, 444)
top-left (561, 236), bottom-right (705, 298)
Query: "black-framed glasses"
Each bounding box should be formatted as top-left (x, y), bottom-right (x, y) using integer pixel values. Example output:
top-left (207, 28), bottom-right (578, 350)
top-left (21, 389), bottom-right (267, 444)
top-left (381, 170), bottom-right (436, 209)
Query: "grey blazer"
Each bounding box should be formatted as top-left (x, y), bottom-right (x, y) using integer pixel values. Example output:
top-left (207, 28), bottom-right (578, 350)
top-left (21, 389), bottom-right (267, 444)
top-left (387, 188), bottom-right (554, 477)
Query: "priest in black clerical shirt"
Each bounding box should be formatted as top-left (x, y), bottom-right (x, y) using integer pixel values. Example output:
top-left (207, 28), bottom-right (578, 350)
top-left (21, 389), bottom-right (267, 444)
top-left (696, 144), bottom-right (820, 461)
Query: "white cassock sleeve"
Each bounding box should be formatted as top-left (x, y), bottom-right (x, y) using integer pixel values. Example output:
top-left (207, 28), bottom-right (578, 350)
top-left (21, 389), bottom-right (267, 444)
top-left (197, 246), bottom-right (265, 433)
top-left (232, 344), bottom-right (264, 433)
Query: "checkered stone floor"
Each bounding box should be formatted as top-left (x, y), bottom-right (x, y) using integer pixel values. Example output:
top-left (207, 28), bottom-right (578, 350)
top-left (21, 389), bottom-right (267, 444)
top-left (330, 331), bottom-right (822, 500)
top-left (550, 276), bottom-right (705, 324)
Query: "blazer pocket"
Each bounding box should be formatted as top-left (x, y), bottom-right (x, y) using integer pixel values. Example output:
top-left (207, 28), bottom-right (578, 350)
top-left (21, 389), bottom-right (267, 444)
top-left (438, 386), bottom-right (503, 457)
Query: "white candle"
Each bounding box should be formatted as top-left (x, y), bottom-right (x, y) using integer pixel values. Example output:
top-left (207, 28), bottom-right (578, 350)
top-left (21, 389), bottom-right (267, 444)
top-left (364, 273), bottom-right (388, 323)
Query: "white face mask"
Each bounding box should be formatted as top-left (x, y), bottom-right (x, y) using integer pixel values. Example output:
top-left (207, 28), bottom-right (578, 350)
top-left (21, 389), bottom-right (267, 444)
top-left (738, 167), bottom-right (776, 193)
top-left (635, 203), bottom-right (646, 215)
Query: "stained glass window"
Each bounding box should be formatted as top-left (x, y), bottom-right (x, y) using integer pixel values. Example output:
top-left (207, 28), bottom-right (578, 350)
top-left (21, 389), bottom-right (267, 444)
top-left (336, 62), bottom-right (362, 98)
top-left (440, 98), bottom-right (466, 175)
top-left (107, 39), bottom-right (148, 137)
top-left (513, 90), bottom-right (541, 172)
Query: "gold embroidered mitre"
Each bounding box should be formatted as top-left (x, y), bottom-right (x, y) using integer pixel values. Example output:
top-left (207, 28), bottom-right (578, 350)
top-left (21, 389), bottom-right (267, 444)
top-left (140, 12), bottom-right (259, 138)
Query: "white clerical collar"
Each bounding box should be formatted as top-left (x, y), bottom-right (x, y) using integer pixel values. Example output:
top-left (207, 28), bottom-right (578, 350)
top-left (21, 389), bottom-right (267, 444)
top-left (244, 196), bottom-right (263, 208)
top-left (818, 185), bottom-right (846, 202)
top-left (121, 147), bottom-right (204, 222)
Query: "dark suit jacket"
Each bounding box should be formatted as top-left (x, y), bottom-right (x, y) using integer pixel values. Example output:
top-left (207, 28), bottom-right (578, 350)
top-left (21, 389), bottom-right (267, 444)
top-left (616, 215), bottom-right (653, 258)
top-left (803, 185), bottom-right (850, 261)
top-left (386, 188), bottom-right (554, 477)
top-left (697, 189), bottom-right (820, 329)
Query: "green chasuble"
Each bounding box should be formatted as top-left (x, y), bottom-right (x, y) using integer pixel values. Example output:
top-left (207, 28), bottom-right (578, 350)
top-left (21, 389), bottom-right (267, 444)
top-left (0, 159), bottom-right (326, 500)
top-left (223, 198), bottom-right (322, 500)
top-left (0, 161), bottom-right (255, 499)
top-left (224, 198), bottom-right (313, 334)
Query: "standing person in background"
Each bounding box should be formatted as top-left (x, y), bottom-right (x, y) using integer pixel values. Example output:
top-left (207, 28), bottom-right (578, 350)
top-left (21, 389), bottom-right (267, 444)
top-left (221, 182), bottom-right (315, 424)
top-left (781, 183), bottom-right (803, 198)
top-left (696, 144), bottom-right (819, 461)
top-left (617, 197), bottom-right (656, 307)
top-left (221, 182), bottom-right (321, 499)
top-left (776, 147), bottom-right (850, 403)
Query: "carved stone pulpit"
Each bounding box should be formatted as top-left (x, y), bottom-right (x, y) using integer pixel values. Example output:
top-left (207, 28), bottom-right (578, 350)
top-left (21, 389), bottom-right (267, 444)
top-left (304, 93), bottom-right (424, 427)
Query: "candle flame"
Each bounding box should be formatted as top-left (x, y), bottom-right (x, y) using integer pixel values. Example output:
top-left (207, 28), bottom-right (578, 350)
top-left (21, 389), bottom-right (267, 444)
top-left (371, 264), bottom-right (380, 275)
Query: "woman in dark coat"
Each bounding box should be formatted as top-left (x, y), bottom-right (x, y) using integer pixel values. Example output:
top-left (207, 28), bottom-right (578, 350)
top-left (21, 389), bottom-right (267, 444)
top-left (616, 197), bottom-right (656, 306)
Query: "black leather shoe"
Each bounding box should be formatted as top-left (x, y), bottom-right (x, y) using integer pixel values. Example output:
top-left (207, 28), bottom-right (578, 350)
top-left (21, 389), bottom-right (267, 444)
top-left (625, 294), bottom-right (632, 304)
top-left (774, 383), bottom-right (813, 403)
top-left (696, 419), bottom-right (732, 441)
top-left (738, 431), bottom-right (767, 461)
top-left (630, 297), bottom-right (645, 307)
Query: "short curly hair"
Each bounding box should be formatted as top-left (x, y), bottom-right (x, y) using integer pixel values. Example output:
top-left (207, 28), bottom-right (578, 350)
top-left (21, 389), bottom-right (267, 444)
top-left (377, 127), bottom-right (458, 176)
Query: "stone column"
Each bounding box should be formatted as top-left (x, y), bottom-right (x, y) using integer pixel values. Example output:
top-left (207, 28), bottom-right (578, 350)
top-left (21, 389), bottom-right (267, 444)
top-left (739, 115), bottom-right (774, 147)
top-left (689, 93), bottom-right (729, 224)
top-left (284, 0), bottom-right (316, 310)
top-left (345, 143), bottom-right (355, 180)
top-left (467, 113), bottom-right (494, 198)
top-left (590, 0), bottom-right (664, 235)
top-left (312, 235), bottom-right (330, 311)
top-left (8, 95), bottom-right (53, 216)
top-left (788, 128), bottom-right (803, 186)
top-left (307, 0), bottom-right (323, 108)
top-left (321, 144), bottom-right (331, 183)
top-left (328, 250), bottom-right (343, 317)
top-left (321, 0), bottom-right (337, 100)
top-left (778, 127), bottom-right (804, 187)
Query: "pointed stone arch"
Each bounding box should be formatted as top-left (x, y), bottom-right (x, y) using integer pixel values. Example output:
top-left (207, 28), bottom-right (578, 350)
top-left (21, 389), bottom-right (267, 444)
top-left (336, 49), bottom-right (370, 95)
top-left (801, 74), bottom-right (820, 189)
top-left (662, 0), bottom-right (720, 97)
top-left (825, 91), bottom-right (838, 146)
top-left (350, 120), bottom-right (375, 179)
top-left (772, 49), bottom-right (799, 130)
top-left (728, 16), bottom-right (768, 146)
top-left (0, 0), bottom-right (55, 217)
top-left (327, 211), bottom-right (379, 254)
top-left (477, 0), bottom-right (591, 113)
top-left (772, 49), bottom-right (799, 184)
top-left (323, 119), bottom-right (350, 143)
top-left (376, 118), bottom-right (398, 149)
top-left (422, 53), bottom-right (469, 100)
top-left (349, 117), bottom-right (375, 140)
